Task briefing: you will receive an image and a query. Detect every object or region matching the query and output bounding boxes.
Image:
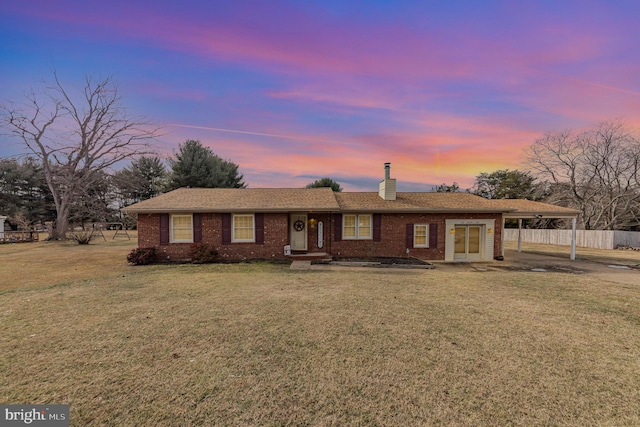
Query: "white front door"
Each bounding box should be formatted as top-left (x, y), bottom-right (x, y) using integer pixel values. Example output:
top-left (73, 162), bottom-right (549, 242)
top-left (290, 213), bottom-right (308, 251)
top-left (454, 225), bottom-right (483, 261)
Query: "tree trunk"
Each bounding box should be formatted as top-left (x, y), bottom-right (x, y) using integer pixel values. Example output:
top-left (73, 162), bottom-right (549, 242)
top-left (51, 205), bottom-right (70, 240)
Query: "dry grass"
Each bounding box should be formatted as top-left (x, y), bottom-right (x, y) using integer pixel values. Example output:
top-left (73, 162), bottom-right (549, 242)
top-left (1, 239), bottom-right (640, 426)
top-left (0, 231), bottom-right (136, 291)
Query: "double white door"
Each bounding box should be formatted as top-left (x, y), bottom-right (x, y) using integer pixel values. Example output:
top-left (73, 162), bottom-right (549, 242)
top-left (454, 225), bottom-right (482, 261)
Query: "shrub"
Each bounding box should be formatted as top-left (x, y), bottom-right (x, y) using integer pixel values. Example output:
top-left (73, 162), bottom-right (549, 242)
top-left (189, 242), bottom-right (218, 264)
top-left (127, 247), bottom-right (157, 265)
top-left (70, 230), bottom-right (93, 244)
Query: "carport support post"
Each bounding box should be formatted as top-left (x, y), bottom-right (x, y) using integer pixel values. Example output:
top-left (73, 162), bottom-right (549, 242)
top-left (501, 217), bottom-right (505, 257)
top-left (517, 219), bottom-right (522, 253)
top-left (570, 217), bottom-right (577, 260)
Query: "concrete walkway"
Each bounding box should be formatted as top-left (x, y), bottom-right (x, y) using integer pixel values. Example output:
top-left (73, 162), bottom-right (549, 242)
top-left (290, 260), bottom-right (313, 270)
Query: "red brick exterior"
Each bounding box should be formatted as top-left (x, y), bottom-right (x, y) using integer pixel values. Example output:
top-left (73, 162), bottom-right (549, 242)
top-left (136, 211), bottom-right (503, 262)
top-left (137, 213), bottom-right (290, 261)
top-left (328, 212), bottom-right (502, 260)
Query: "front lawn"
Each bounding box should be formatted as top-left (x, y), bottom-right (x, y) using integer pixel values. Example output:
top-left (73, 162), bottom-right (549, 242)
top-left (1, 240), bottom-right (639, 425)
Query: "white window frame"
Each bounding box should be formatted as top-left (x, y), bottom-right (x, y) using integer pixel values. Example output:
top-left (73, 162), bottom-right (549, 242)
top-left (232, 213), bottom-right (255, 243)
top-left (414, 224), bottom-right (429, 248)
top-left (170, 214), bottom-right (193, 243)
top-left (343, 214), bottom-right (373, 240)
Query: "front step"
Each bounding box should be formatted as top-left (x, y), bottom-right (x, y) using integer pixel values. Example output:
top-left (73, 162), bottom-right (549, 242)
top-left (289, 252), bottom-right (332, 262)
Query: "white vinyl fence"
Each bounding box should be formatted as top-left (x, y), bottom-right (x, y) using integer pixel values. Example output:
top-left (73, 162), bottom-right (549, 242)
top-left (504, 229), bottom-right (640, 250)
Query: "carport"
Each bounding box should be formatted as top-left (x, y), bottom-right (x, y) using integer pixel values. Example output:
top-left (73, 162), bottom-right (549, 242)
top-left (490, 200), bottom-right (580, 260)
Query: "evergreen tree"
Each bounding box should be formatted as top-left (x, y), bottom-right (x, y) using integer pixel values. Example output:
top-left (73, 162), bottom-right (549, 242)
top-left (472, 169), bottom-right (536, 199)
top-left (169, 140), bottom-right (245, 189)
top-left (0, 157), bottom-right (55, 225)
top-left (304, 177), bottom-right (343, 192)
top-left (113, 156), bottom-right (168, 205)
top-left (431, 182), bottom-right (460, 192)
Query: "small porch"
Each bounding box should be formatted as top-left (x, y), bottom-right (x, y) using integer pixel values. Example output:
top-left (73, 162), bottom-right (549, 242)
top-left (288, 211), bottom-right (331, 254)
top-left (289, 251), bottom-right (332, 262)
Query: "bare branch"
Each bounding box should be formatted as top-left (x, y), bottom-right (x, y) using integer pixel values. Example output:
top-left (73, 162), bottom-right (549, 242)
top-left (1, 72), bottom-right (163, 238)
top-left (527, 119), bottom-right (640, 230)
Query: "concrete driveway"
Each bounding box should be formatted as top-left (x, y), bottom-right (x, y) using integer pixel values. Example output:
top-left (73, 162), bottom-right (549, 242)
top-left (433, 249), bottom-right (640, 286)
top-left (292, 249), bottom-right (639, 286)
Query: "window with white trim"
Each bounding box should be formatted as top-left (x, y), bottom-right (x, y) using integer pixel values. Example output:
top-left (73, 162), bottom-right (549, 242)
top-left (414, 224), bottom-right (429, 248)
top-left (233, 214), bottom-right (255, 242)
top-left (343, 214), bottom-right (372, 240)
top-left (170, 214), bottom-right (193, 243)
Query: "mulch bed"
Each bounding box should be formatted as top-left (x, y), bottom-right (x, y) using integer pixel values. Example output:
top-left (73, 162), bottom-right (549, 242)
top-left (317, 257), bottom-right (434, 269)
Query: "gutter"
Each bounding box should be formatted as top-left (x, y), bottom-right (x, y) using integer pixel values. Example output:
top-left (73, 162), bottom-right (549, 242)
top-left (121, 207), bottom-right (340, 214)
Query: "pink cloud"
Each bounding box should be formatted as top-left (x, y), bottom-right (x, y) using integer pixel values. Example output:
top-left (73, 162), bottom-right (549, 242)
top-left (9, 1), bottom-right (634, 94)
top-left (9, 1), bottom-right (640, 190)
top-left (2, 2), bottom-right (518, 82)
top-left (162, 114), bottom-right (538, 190)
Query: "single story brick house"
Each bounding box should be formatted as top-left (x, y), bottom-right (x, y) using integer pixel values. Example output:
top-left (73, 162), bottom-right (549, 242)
top-left (122, 164), bottom-right (579, 262)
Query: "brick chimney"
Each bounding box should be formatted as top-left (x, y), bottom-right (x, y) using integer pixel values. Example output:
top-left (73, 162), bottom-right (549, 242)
top-left (378, 162), bottom-right (397, 200)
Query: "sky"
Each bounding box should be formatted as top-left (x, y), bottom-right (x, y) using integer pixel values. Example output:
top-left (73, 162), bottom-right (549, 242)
top-left (1, 0), bottom-right (639, 191)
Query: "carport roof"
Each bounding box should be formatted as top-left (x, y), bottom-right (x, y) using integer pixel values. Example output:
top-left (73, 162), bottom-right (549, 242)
top-left (488, 199), bottom-right (579, 218)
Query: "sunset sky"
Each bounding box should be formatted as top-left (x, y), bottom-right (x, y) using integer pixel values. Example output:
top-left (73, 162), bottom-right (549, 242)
top-left (1, 1), bottom-right (639, 190)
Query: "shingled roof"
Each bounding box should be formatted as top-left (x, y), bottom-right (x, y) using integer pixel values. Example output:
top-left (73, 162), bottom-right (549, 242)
top-left (122, 187), bottom-right (341, 213)
top-left (335, 192), bottom-right (510, 212)
top-left (123, 187), bottom-right (577, 217)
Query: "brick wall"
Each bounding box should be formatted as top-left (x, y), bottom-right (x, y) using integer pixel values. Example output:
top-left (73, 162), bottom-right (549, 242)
top-left (136, 211), bottom-right (503, 262)
top-left (307, 213), bottom-right (331, 251)
top-left (329, 212), bottom-right (502, 260)
top-left (137, 213), bottom-right (291, 261)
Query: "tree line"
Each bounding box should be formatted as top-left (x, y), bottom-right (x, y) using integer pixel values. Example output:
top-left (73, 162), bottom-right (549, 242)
top-left (1, 138), bottom-right (342, 233)
top-left (0, 140), bottom-right (244, 234)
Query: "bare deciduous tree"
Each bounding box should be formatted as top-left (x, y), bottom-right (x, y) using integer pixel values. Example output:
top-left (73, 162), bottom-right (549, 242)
top-left (1, 72), bottom-right (161, 239)
top-left (527, 120), bottom-right (640, 230)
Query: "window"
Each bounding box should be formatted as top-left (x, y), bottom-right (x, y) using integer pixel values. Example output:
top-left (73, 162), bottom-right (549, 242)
top-left (171, 214), bottom-right (193, 243)
top-left (343, 214), bottom-right (372, 240)
top-left (414, 224), bottom-right (429, 248)
top-left (343, 215), bottom-right (356, 238)
top-left (233, 214), bottom-right (255, 242)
